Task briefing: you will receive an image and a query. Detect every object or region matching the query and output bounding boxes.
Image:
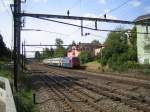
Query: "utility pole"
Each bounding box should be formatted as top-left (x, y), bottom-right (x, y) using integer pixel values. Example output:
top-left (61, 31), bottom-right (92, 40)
top-left (24, 41), bottom-right (26, 68)
top-left (14, 0), bottom-right (22, 92)
top-left (22, 42), bottom-right (24, 72)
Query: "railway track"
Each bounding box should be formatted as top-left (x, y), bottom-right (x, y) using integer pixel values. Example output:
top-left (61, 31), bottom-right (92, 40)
top-left (45, 75), bottom-right (104, 112)
top-left (46, 73), bottom-right (150, 112)
top-left (29, 63), bottom-right (150, 112)
top-left (41, 75), bottom-right (82, 112)
top-left (46, 66), bottom-right (150, 89)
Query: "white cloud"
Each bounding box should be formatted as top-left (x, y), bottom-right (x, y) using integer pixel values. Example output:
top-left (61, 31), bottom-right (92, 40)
top-left (98, 0), bottom-right (107, 4)
top-left (129, 0), bottom-right (141, 8)
top-left (145, 6), bottom-right (150, 13)
top-left (0, 0), bottom-right (12, 13)
top-left (32, 0), bottom-right (48, 3)
top-left (104, 9), bottom-right (109, 13)
top-left (0, 5), bottom-right (5, 13)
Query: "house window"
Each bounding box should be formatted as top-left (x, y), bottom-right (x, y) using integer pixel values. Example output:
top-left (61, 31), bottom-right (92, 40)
top-left (72, 52), bottom-right (75, 56)
top-left (144, 59), bottom-right (149, 64)
top-left (146, 25), bottom-right (148, 34)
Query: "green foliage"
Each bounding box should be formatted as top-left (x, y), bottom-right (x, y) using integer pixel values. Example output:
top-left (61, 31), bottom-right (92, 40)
top-left (0, 34), bottom-right (11, 60)
top-left (39, 38), bottom-right (66, 59)
top-left (35, 48), bottom-right (55, 60)
top-left (15, 74), bottom-right (37, 112)
top-left (0, 64), bottom-right (12, 79)
top-left (127, 27), bottom-right (137, 61)
top-left (100, 30), bottom-right (128, 66)
top-left (55, 38), bottom-right (63, 47)
top-left (15, 90), bottom-right (36, 112)
top-left (91, 39), bottom-right (100, 44)
top-left (79, 51), bottom-right (92, 64)
top-left (54, 46), bottom-right (66, 57)
top-left (49, 48), bottom-right (55, 57)
top-left (54, 38), bottom-right (66, 58)
top-left (42, 48), bottom-right (54, 58)
top-left (34, 51), bottom-right (41, 61)
top-left (99, 27), bottom-right (137, 71)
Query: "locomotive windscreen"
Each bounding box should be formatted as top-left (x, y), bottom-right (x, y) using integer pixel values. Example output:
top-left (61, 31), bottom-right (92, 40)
top-left (72, 57), bottom-right (80, 62)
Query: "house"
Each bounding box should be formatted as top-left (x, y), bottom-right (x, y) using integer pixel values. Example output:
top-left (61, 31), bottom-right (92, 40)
top-left (67, 42), bottom-right (104, 58)
top-left (135, 14), bottom-right (150, 64)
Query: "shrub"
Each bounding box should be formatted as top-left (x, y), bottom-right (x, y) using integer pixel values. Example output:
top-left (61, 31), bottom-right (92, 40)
top-left (79, 52), bottom-right (92, 64)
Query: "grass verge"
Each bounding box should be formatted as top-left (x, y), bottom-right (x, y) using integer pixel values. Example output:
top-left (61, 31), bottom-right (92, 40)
top-left (83, 61), bottom-right (150, 79)
top-left (0, 61), bottom-right (37, 112)
top-left (14, 72), bottom-right (37, 112)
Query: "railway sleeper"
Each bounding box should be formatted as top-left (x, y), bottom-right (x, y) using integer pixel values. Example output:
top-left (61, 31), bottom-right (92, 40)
top-left (78, 80), bottom-right (150, 105)
top-left (55, 74), bottom-right (150, 111)
top-left (41, 76), bottom-right (81, 112)
top-left (47, 76), bottom-right (105, 112)
top-left (50, 74), bottom-right (150, 112)
top-left (60, 74), bottom-right (147, 105)
top-left (76, 82), bottom-right (150, 112)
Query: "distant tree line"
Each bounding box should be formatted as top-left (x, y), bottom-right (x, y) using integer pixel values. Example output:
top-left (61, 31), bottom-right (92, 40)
top-left (0, 34), bottom-right (11, 61)
top-left (34, 37), bottom-right (102, 64)
top-left (79, 39), bottom-right (101, 64)
top-left (34, 38), bottom-right (67, 61)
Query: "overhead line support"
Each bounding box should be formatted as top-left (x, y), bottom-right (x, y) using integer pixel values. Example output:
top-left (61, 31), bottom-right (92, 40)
top-left (31, 17), bottom-right (150, 34)
top-left (14, 0), bottom-right (22, 92)
top-left (20, 13), bottom-right (150, 26)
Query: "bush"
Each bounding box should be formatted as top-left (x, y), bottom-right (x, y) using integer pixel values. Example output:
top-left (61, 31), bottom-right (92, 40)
top-left (98, 27), bottom-right (138, 71)
top-left (14, 73), bottom-right (37, 112)
top-left (127, 61), bottom-right (140, 69)
top-left (79, 51), bottom-right (92, 64)
top-left (15, 90), bottom-right (36, 112)
top-left (107, 54), bottom-right (128, 71)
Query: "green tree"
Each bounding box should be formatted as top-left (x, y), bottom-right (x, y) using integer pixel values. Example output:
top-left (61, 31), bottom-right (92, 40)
top-left (0, 34), bottom-right (11, 60)
top-left (127, 27), bottom-right (137, 61)
top-left (54, 47), bottom-right (66, 57)
top-left (91, 39), bottom-right (100, 44)
top-left (99, 27), bottom-right (138, 71)
top-left (35, 51), bottom-right (41, 61)
top-left (99, 27), bottom-right (129, 70)
top-left (79, 51), bottom-right (92, 64)
top-left (49, 48), bottom-right (54, 57)
top-left (54, 38), bottom-right (66, 57)
top-left (42, 48), bottom-right (50, 58)
top-left (55, 38), bottom-right (63, 47)
top-left (100, 30), bottom-right (128, 65)
top-left (66, 40), bottom-right (76, 51)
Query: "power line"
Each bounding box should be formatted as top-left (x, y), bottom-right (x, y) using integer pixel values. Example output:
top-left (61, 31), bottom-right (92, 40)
top-left (68, 28), bottom-right (81, 36)
top-left (22, 28), bottom-right (69, 36)
top-left (68, 21), bottom-right (94, 36)
top-left (105, 0), bottom-right (131, 14)
top-left (24, 44), bottom-right (71, 46)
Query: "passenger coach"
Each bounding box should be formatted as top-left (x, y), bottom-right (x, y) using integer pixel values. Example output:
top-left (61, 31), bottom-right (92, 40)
top-left (43, 57), bottom-right (80, 68)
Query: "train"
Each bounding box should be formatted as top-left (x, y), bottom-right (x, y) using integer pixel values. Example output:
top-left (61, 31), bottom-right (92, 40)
top-left (43, 57), bottom-right (80, 68)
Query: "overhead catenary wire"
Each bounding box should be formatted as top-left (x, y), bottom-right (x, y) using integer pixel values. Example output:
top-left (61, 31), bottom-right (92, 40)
top-left (22, 28), bottom-right (69, 36)
top-left (105, 0), bottom-right (131, 15)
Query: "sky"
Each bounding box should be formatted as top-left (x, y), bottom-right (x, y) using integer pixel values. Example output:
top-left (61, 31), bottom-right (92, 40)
top-left (0, 0), bottom-right (150, 57)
